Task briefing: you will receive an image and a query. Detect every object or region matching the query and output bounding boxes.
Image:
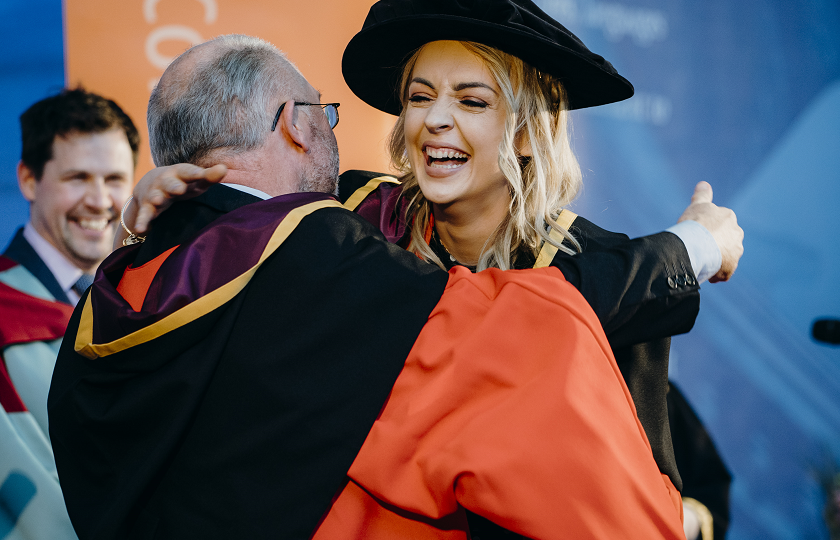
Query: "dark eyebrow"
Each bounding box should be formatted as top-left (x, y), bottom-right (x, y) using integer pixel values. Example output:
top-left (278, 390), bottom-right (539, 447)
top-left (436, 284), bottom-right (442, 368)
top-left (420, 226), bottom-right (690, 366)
top-left (60, 169), bottom-right (92, 178)
top-left (409, 78), bottom-right (498, 96)
top-left (409, 77), bottom-right (435, 89)
top-left (453, 82), bottom-right (498, 95)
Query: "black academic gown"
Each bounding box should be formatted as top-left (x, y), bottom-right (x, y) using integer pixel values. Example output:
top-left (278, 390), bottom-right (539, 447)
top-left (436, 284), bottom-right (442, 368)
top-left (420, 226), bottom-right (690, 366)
top-left (49, 186), bottom-right (450, 539)
top-left (50, 184), bottom-right (681, 540)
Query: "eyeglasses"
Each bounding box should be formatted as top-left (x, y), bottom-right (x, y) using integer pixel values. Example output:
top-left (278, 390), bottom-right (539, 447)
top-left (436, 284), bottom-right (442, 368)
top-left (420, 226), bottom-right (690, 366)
top-left (271, 101), bottom-right (340, 131)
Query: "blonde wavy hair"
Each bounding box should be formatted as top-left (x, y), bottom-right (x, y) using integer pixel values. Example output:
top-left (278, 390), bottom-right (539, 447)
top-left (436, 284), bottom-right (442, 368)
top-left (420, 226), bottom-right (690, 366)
top-left (388, 41), bottom-right (583, 271)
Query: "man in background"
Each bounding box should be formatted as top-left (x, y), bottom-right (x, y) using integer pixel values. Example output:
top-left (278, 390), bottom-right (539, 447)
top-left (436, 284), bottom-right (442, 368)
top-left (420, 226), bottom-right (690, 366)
top-left (0, 88), bottom-right (138, 539)
top-left (4, 88), bottom-right (138, 304)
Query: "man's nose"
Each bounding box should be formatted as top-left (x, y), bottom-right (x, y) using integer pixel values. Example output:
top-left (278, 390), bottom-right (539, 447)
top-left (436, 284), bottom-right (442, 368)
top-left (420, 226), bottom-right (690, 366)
top-left (84, 178), bottom-right (111, 210)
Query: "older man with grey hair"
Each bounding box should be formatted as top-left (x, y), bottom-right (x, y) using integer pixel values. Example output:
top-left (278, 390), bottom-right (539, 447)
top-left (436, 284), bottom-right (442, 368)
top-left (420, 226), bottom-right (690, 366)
top-left (147, 34), bottom-right (339, 194)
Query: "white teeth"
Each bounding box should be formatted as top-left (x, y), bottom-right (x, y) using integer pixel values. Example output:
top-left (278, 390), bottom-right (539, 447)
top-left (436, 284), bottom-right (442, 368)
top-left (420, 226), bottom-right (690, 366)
top-left (426, 147), bottom-right (468, 160)
top-left (77, 219), bottom-right (109, 231)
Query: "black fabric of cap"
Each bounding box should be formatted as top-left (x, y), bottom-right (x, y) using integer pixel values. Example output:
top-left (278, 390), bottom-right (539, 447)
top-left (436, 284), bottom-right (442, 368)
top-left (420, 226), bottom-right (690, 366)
top-left (342, 0), bottom-right (634, 115)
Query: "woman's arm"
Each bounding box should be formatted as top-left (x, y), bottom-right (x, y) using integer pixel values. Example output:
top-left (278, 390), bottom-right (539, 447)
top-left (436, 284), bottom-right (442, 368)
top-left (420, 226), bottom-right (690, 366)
top-left (115, 164), bottom-right (227, 248)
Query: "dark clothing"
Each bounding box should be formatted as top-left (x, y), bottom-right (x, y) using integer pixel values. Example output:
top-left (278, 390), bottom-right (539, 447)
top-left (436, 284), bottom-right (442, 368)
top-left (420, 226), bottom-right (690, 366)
top-left (50, 188), bottom-right (450, 539)
top-left (553, 217), bottom-right (696, 491)
top-left (3, 228), bottom-right (72, 304)
top-left (669, 382), bottom-right (733, 539)
top-left (338, 170), bottom-right (700, 492)
top-left (50, 185), bottom-right (684, 539)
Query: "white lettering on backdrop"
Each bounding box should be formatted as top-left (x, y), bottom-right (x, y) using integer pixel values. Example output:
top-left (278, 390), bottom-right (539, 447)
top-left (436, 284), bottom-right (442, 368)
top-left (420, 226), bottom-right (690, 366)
top-left (143, 0), bottom-right (218, 90)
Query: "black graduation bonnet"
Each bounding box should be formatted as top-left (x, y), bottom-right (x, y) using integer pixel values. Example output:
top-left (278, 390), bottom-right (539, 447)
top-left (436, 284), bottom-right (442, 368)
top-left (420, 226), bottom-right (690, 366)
top-left (342, 0), bottom-right (634, 115)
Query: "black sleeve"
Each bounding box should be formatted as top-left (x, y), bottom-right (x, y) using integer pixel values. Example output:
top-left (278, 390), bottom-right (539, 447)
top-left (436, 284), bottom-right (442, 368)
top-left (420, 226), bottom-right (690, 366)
top-left (551, 217), bottom-right (700, 349)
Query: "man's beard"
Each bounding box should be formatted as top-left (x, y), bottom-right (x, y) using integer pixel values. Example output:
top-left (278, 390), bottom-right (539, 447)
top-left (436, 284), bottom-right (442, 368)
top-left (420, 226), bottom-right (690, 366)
top-left (299, 120), bottom-right (340, 195)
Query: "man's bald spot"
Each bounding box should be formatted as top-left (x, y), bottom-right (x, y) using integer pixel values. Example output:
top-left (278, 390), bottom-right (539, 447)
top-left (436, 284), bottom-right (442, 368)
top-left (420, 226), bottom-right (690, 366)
top-left (154, 41), bottom-right (216, 107)
top-left (156, 37), bottom-right (310, 112)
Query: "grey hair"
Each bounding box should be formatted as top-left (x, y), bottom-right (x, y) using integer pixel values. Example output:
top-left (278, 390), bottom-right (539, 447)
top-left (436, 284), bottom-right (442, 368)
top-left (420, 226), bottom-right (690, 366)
top-left (148, 34), bottom-right (301, 166)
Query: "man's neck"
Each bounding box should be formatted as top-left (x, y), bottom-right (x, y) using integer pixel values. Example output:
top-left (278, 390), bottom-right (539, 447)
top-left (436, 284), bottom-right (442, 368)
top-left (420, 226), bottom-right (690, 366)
top-left (214, 155), bottom-right (298, 197)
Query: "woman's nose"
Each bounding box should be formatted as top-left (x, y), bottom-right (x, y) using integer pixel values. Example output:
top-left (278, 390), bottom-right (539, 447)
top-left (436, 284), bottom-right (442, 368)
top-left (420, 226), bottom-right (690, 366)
top-left (424, 101), bottom-right (453, 133)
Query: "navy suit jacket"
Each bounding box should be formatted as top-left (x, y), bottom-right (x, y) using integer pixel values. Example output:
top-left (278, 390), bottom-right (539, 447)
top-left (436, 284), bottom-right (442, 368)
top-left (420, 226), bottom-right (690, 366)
top-left (2, 227), bottom-right (72, 304)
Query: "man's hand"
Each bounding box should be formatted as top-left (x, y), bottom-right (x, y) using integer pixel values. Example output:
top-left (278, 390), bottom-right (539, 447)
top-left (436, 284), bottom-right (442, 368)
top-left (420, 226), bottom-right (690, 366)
top-left (678, 181), bottom-right (744, 282)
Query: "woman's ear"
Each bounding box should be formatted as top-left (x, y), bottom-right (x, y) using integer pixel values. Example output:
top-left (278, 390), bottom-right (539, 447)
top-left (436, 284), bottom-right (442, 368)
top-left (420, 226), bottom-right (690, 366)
top-left (275, 100), bottom-right (311, 153)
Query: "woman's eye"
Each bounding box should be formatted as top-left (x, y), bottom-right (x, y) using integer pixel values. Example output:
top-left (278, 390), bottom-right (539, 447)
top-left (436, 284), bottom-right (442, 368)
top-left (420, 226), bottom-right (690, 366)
top-left (461, 99), bottom-right (488, 108)
top-left (409, 95), bottom-right (432, 103)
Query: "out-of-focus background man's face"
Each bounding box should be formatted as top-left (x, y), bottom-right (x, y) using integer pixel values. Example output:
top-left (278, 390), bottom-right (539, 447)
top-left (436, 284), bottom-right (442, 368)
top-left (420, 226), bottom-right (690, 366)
top-left (19, 128), bottom-right (134, 270)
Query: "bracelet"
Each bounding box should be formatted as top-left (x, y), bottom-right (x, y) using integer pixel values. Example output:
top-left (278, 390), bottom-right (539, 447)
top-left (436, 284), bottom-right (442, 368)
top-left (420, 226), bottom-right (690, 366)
top-left (120, 196), bottom-right (146, 246)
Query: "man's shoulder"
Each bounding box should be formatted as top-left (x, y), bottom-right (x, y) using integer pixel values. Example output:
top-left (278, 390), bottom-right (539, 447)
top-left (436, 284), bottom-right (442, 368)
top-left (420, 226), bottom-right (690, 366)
top-left (0, 254), bottom-right (73, 345)
top-left (2, 227), bottom-right (30, 263)
top-left (0, 254), bottom-right (18, 272)
top-left (337, 170), bottom-right (394, 204)
top-left (198, 183), bottom-right (264, 212)
top-left (0, 229), bottom-right (70, 303)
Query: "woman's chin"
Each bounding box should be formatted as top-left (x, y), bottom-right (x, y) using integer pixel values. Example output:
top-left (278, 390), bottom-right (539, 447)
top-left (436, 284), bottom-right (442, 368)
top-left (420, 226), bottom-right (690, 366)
top-left (416, 183), bottom-right (461, 208)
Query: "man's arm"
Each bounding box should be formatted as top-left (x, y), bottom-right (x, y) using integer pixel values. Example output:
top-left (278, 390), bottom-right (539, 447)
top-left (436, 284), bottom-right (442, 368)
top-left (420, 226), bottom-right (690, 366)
top-left (124, 167), bottom-right (743, 350)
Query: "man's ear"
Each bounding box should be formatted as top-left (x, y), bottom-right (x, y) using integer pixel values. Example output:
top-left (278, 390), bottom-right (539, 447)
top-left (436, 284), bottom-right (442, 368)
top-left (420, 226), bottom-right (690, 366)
top-left (275, 100), bottom-right (311, 153)
top-left (17, 161), bottom-right (38, 203)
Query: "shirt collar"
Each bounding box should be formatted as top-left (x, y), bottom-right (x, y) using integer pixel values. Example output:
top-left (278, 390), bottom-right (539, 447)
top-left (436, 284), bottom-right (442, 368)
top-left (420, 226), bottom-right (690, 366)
top-left (23, 222), bottom-right (84, 303)
top-left (221, 183), bottom-right (271, 200)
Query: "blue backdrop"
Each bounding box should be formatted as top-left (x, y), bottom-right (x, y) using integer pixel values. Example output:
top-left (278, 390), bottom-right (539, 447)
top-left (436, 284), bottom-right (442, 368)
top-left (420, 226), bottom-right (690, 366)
top-left (537, 1), bottom-right (840, 539)
top-left (1, 1), bottom-right (838, 538)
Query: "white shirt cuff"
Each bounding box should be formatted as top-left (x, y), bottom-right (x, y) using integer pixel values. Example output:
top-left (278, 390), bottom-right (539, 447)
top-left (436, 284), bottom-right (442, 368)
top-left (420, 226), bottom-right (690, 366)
top-left (665, 220), bottom-right (721, 284)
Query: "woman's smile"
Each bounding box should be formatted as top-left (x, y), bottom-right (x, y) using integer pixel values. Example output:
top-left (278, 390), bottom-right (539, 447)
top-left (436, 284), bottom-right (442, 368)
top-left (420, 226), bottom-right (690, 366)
top-left (423, 144), bottom-right (470, 173)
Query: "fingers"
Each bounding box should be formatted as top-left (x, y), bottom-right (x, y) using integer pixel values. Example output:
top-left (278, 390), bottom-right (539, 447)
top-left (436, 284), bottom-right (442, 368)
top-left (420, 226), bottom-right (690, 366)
top-left (134, 187), bottom-right (175, 233)
top-left (134, 203), bottom-right (155, 235)
top-left (710, 258), bottom-right (739, 283)
top-left (708, 211), bottom-right (744, 282)
top-left (130, 163), bottom-right (227, 234)
top-left (203, 164), bottom-right (228, 183)
top-left (690, 181), bottom-right (713, 205)
top-left (675, 180), bottom-right (744, 283)
top-left (167, 163), bottom-right (227, 184)
top-left (678, 182), bottom-right (715, 224)
top-left (170, 163), bottom-right (222, 181)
